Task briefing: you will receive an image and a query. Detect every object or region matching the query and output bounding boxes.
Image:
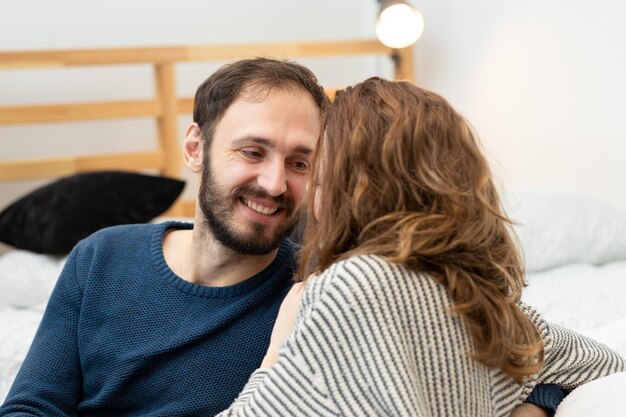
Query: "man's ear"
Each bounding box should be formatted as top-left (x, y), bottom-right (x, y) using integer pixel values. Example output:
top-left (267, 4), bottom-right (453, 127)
top-left (184, 123), bottom-right (204, 173)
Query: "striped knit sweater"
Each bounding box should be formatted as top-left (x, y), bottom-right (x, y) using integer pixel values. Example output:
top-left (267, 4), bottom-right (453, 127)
top-left (217, 254), bottom-right (626, 417)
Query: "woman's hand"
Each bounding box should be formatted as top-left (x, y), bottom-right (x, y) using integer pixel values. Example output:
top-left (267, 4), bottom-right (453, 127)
top-left (261, 282), bottom-right (305, 368)
top-left (509, 403), bottom-right (549, 417)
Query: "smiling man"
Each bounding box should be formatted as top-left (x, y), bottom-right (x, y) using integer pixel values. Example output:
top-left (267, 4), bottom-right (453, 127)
top-left (193, 85), bottom-right (317, 257)
top-left (0, 58), bottom-right (327, 417)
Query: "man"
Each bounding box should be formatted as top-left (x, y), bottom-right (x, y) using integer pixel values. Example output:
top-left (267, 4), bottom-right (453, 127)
top-left (1, 58), bottom-right (326, 417)
top-left (0, 58), bottom-right (559, 417)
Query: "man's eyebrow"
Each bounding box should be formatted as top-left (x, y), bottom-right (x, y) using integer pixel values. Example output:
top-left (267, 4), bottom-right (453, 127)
top-left (292, 145), bottom-right (314, 155)
top-left (233, 136), bottom-right (274, 148)
top-left (232, 137), bottom-right (313, 155)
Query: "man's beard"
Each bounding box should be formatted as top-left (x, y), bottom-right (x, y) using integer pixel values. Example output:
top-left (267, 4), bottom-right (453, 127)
top-left (198, 162), bottom-right (300, 256)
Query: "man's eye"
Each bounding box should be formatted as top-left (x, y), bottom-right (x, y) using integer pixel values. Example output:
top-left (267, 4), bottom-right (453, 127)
top-left (241, 149), bottom-right (262, 159)
top-left (290, 161), bottom-right (309, 172)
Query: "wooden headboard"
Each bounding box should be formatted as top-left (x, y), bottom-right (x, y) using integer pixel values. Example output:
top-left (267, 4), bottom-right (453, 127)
top-left (0, 40), bottom-right (414, 217)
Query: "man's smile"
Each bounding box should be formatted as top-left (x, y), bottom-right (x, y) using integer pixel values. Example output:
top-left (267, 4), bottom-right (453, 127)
top-left (241, 197), bottom-right (281, 216)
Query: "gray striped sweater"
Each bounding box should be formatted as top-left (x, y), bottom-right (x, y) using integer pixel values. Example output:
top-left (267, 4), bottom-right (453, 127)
top-left (217, 254), bottom-right (626, 416)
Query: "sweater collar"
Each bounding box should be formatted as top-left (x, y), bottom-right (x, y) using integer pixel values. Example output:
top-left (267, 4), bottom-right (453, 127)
top-left (151, 221), bottom-right (297, 298)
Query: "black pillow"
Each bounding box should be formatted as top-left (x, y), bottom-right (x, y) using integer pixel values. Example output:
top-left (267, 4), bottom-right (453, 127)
top-left (0, 171), bottom-right (185, 255)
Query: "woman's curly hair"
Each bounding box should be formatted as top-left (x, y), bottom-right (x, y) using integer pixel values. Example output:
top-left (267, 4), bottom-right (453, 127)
top-left (297, 77), bottom-right (543, 383)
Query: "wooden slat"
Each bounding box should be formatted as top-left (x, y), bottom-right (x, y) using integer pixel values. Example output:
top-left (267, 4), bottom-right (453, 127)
top-left (164, 199), bottom-right (196, 219)
top-left (154, 63), bottom-right (181, 178)
top-left (0, 151), bottom-right (164, 181)
top-left (184, 39), bottom-right (392, 61)
top-left (176, 85), bottom-right (341, 115)
top-left (291, 39), bottom-right (392, 56)
top-left (0, 47), bottom-right (185, 69)
top-left (325, 88), bottom-right (340, 101)
top-left (154, 63), bottom-right (184, 216)
top-left (0, 100), bottom-right (161, 125)
top-left (178, 98), bottom-right (194, 114)
top-left (393, 46), bottom-right (416, 82)
top-left (0, 40), bottom-right (393, 69)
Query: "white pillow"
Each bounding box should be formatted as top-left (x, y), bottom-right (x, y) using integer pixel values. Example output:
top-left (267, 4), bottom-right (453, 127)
top-left (555, 372), bottom-right (626, 417)
top-left (0, 249), bottom-right (66, 309)
top-left (583, 317), bottom-right (626, 358)
top-left (504, 190), bottom-right (626, 273)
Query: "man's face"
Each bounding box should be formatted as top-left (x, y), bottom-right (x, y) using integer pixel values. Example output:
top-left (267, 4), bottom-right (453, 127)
top-left (199, 87), bottom-right (320, 255)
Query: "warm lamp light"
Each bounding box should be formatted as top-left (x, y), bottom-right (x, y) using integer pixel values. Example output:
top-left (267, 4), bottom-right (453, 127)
top-left (375, 0), bottom-right (424, 49)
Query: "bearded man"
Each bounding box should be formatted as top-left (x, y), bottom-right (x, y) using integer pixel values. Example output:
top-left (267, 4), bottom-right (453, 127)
top-left (0, 58), bottom-right (326, 417)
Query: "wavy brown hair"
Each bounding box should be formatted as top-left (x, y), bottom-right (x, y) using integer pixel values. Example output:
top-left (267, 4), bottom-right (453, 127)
top-left (297, 77), bottom-right (543, 382)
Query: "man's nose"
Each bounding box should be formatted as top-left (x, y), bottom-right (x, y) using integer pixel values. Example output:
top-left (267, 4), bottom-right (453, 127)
top-left (258, 162), bottom-right (287, 196)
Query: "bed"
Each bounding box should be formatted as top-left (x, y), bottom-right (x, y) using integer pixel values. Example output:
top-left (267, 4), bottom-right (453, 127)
top-left (1, 41), bottom-right (625, 415)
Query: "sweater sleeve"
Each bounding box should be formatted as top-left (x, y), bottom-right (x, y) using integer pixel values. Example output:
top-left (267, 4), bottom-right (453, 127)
top-left (216, 257), bottom-right (430, 417)
top-left (524, 384), bottom-right (565, 417)
top-left (537, 321), bottom-right (626, 391)
top-left (519, 303), bottom-right (626, 391)
top-left (0, 247), bottom-right (84, 417)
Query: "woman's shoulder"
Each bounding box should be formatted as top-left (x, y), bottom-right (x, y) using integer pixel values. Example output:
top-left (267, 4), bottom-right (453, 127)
top-left (313, 254), bottom-right (403, 289)
top-left (305, 254), bottom-right (440, 313)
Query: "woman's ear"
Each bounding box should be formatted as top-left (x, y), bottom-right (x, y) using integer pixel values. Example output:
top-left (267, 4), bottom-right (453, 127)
top-left (183, 123), bottom-right (203, 173)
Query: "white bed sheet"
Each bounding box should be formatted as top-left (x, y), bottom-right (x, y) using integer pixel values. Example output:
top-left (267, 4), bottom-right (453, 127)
top-left (0, 308), bottom-right (46, 400)
top-left (523, 261), bottom-right (626, 353)
top-left (0, 249), bottom-right (66, 401)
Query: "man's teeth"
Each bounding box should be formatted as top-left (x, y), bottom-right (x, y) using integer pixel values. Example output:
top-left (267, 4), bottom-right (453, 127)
top-left (243, 199), bottom-right (278, 215)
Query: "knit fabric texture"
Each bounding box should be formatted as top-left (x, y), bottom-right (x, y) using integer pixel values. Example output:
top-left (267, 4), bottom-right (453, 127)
top-left (217, 254), bottom-right (626, 417)
top-left (0, 221), bottom-right (297, 417)
top-left (525, 384), bottom-right (565, 417)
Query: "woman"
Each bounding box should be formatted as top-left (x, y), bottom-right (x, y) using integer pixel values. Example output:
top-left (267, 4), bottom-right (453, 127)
top-left (217, 78), bottom-right (625, 416)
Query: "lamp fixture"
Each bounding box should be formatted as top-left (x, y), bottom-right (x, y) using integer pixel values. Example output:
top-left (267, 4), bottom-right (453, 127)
top-left (375, 0), bottom-right (424, 49)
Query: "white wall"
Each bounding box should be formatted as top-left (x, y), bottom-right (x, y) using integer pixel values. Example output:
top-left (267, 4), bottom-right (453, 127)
top-left (413, 0), bottom-right (626, 208)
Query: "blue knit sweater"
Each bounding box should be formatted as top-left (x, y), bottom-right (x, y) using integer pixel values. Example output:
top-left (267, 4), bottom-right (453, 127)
top-left (0, 222), bottom-right (296, 417)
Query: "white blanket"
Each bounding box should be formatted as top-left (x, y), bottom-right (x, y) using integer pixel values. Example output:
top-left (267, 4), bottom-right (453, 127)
top-left (0, 308), bottom-right (46, 399)
top-left (556, 372), bottom-right (626, 417)
top-left (0, 249), bottom-right (65, 400)
top-left (523, 261), bottom-right (626, 350)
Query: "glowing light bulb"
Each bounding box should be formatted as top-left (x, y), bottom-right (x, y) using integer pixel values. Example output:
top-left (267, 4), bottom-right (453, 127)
top-left (376, 2), bottom-right (424, 49)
